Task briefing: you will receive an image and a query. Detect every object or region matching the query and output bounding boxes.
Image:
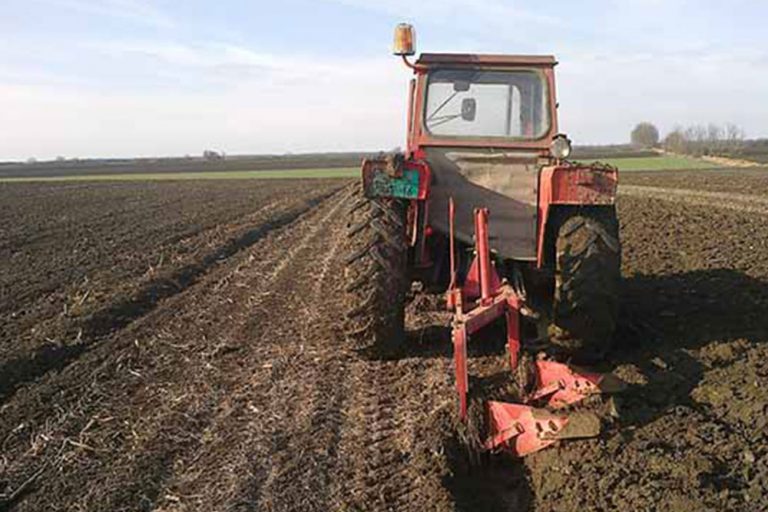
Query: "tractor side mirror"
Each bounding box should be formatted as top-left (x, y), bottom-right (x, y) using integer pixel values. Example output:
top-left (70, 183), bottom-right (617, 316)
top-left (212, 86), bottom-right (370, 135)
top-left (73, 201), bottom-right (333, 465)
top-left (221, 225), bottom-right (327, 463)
top-left (453, 80), bottom-right (471, 92)
top-left (461, 98), bottom-right (477, 122)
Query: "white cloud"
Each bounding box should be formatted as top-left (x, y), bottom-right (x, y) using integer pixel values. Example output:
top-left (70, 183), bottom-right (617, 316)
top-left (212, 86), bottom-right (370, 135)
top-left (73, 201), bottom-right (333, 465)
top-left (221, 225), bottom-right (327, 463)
top-left (326, 0), bottom-right (564, 30)
top-left (4, 38), bottom-right (768, 158)
top-left (3, 1), bottom-right (768, 158)
top-left (32, 0), bottom-right (175, 29)
top-left (0, 47), bottom-right (412, 159)
top-left (556, 48), bottom-right (768, 143)
top-left (92, 40), bottom-right (378, 79)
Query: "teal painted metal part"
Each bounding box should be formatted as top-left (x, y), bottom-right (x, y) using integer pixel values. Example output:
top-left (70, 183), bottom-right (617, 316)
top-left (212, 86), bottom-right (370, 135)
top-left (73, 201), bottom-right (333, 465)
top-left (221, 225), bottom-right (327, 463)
top-left (370, 169), bottom-right (421, 199)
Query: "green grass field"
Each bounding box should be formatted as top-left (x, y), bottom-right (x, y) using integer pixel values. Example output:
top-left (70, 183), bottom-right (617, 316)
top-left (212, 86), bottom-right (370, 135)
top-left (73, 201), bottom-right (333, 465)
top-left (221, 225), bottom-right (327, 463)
top-left (0, 167), bottom-right (359, 183)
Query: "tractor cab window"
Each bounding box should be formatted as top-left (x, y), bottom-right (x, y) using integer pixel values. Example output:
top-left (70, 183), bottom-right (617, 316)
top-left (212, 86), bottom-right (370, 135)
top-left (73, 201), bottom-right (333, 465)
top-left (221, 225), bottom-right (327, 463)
top-left (424, 69), bottom-right (549, 140)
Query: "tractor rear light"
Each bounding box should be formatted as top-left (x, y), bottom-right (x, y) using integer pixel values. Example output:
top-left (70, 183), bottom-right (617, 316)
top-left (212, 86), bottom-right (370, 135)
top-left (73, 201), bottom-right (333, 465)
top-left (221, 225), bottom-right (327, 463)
top-left (551, 134), bottom-right (572, 160)
top-left (393, 23), bottom-right (416, 56)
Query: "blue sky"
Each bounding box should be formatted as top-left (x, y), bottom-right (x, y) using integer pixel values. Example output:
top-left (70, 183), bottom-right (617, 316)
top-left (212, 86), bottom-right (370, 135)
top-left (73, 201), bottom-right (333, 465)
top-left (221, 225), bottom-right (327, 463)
top-left (1, 0), bottom-right (767, 160)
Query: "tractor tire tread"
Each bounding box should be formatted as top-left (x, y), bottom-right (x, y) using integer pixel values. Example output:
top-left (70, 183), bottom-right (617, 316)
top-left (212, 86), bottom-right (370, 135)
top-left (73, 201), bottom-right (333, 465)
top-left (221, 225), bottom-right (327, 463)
top-left (551, 212), bottom-right (621, 362)
top-left (342, 183), bottom-right (407, 351)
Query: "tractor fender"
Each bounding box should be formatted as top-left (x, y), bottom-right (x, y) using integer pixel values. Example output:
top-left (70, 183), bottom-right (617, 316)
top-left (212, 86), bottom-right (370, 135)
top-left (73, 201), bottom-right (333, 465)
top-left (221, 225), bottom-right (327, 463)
top-left (537, 163), bottom-right (618, 268)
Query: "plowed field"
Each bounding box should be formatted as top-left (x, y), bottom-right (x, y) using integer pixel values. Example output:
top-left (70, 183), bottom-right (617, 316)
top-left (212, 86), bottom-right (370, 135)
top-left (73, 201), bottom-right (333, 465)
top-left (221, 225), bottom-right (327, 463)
top-left (2, 170), bottom-right (767, 511)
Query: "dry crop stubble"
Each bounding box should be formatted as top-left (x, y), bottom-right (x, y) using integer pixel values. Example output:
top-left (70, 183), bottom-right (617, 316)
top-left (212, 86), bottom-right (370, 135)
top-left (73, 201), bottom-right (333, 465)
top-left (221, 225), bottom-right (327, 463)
top-left (1, 169), bottom-right (768, 511)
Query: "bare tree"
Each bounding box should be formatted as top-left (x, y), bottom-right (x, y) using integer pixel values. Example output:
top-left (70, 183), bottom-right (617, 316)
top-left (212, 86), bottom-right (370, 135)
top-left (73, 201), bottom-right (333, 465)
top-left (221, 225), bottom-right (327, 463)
top-left (203, 150), bottom-right (223, 161)
top-left (663, 123), bottom-right (746, 156)
top-left (724, 123), bottom-right (745, 153)
top-left (682, 125), bottom-right (707, 155)
top-left (663, 128), bottom-right (687, 154)
top-left (707, 124), bottom-right (723, 154)
top-left (631, 122), bottom-right (660, 148)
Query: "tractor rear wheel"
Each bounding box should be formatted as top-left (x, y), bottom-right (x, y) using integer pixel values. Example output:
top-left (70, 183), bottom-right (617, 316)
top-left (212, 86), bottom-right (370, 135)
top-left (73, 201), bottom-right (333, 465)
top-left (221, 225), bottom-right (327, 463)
top-left (551, 211), bottom-right (621, 362)
top-left (342, 184), bottom-right (408, 352)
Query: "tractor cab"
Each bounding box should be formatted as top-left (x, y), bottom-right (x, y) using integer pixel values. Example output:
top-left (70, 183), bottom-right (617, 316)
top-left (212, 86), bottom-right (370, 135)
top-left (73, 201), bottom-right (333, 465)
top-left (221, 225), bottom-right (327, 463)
top-left (421, 60), bottom-right (552, 142)
top-left (406, 53), bottom-right (561, 156)
top-left (394, 24), bottom-right (571, 158)
top-left (394, 25), bottom-right (572, 261)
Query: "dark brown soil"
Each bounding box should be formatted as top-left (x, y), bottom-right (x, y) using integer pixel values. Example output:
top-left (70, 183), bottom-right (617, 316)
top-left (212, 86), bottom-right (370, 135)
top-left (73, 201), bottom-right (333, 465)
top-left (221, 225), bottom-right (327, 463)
top-left (521, 188), bottom-right (768, 511)
top-left (0, 180), bottom-right (342, 404)
top-left (2, 170), bottom-right (767, 511)
top-left (622, 167), bottom-right (768, 196)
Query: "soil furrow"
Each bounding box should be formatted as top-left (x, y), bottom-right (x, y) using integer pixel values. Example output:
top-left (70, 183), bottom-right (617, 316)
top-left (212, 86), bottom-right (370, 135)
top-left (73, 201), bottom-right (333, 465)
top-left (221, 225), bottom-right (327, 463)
top-left (138, 188), bottom-right (351, 512)
top-left (246, 192), bottom-right (352, 511)
top-left (621, 184), bottom-right (768, 214)
top-left (0, 187), bottom-right (345, 511)
top-left (3, 169), bottom-right (768, 511)
top-left (0, 190), bottom-right (337, 405)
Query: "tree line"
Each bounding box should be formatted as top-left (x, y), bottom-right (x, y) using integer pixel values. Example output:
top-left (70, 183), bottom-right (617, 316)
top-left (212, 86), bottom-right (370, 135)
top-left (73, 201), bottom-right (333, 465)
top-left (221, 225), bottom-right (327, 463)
top-left (631, 122), bottom-right (745, 156)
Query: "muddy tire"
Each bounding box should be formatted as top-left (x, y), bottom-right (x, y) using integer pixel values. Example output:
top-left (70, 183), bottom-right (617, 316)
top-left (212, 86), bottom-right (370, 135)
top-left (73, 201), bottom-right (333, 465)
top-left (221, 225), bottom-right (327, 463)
top-left (342, 184), bottom-right (408, 351)
top-left (551, 211), bottom-right (621, 362)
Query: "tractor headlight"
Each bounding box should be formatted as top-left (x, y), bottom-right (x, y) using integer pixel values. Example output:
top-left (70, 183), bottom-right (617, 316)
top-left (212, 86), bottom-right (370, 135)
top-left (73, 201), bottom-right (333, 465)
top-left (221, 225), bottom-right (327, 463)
top-left (550, 135), bottom-right (572, 160)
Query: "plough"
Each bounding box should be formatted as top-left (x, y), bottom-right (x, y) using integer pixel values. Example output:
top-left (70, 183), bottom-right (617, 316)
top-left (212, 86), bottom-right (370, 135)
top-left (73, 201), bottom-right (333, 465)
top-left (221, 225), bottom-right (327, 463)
top-left (447, 201), bottom-right (622, 456)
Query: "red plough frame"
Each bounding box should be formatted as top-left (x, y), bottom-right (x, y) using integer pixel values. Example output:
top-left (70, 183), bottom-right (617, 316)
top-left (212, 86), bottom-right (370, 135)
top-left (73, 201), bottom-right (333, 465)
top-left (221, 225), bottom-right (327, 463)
top-left (446, 199), bottom-right (616, 457)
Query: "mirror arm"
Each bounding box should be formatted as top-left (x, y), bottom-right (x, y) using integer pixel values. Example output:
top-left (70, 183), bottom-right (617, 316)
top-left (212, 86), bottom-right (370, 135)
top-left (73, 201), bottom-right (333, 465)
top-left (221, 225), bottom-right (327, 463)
top-left (401, 55), bottom-right (427, 72)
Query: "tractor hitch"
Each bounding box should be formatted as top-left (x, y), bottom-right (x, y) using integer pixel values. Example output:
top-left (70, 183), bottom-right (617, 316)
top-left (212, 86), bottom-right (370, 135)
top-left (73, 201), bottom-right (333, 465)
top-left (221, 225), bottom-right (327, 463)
top-left (446, 200), bottom-right (623, 457)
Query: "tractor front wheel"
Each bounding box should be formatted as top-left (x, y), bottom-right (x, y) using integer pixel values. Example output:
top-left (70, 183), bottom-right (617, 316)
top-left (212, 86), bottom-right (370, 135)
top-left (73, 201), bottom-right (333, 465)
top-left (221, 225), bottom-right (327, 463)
top-left (342, 184), bottom-right (408, 352)
top-left (551, 211), bottom-right (621, 362)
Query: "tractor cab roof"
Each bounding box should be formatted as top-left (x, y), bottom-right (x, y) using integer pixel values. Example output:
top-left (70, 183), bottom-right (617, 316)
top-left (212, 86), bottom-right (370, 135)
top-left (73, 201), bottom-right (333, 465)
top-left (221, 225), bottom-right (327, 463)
top-left (416, 53), bottom-right (557, 68)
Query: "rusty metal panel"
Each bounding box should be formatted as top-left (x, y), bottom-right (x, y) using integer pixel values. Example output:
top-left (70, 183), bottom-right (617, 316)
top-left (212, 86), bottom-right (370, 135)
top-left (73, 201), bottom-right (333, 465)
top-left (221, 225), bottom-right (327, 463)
top-left (361, 157), bottom-right (430, 200)
top-left (425, 147), bottom-right (539, 260)
top-left (549, 164), bottom-right (618, 204)
top-left (417, 54), bottom-right (556, 67)
top-left (363, 166), bottom-right (421, 199)
top-left (410, 67), bottom-right (559, 151)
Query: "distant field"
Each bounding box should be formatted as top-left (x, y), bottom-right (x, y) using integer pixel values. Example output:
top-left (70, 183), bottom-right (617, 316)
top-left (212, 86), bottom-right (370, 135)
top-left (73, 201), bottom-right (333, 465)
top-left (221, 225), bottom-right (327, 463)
top-left (0, 167), bottom-right (358, 182)
top-left (570, 144), bottom-right (659, 160)
top-left (0, 155), bottom-right (726, 182)
top-left (727, 153), bottom-right (768, 164)
top-left (719, 139), bottom-right (768, 164)
top-left (0, 152), bottom-right (367, 178)
top-left (582, 155), bottom-right (716, 171)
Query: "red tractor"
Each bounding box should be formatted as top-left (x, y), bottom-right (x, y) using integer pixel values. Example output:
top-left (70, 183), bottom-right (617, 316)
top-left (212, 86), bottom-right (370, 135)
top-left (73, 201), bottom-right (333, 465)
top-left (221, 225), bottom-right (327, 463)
top-left (342, 24), bottom-right (622, 456)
